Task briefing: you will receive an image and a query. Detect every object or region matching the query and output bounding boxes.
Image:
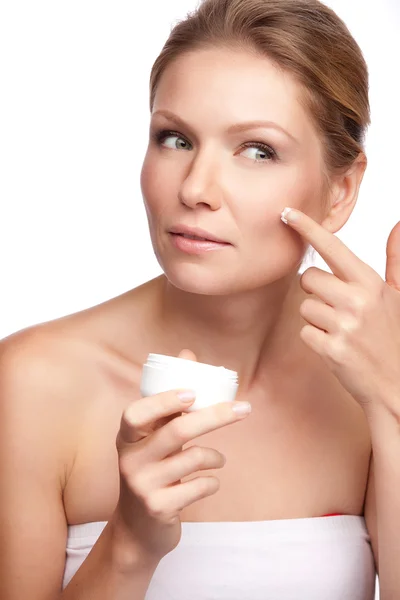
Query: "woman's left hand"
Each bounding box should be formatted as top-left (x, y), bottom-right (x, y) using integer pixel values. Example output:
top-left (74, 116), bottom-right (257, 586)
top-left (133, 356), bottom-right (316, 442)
top-left (281, 207), bottom-right (400, 408)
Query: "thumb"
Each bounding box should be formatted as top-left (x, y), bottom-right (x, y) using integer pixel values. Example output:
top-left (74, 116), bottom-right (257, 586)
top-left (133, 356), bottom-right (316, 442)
top-left (386, 221), bottom-right (400, 291)
top-left (178, 348), bottom-right (198, 362)
top-left (160, 348), bottom-right (198, 460)
top-left (149, 349), bottom-right (198, 435)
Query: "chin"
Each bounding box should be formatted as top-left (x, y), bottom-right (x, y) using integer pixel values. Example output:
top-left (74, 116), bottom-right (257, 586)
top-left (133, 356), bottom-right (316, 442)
top-left (161, 264), bottom-right (235, 296)
top-left (154, 238), bottom-right (307, 296)
top-left (159, 260), bottom-right (290, 297)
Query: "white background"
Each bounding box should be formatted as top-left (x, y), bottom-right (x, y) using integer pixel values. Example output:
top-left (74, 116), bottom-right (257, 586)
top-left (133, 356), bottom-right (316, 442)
top-left (1, 1), bottom-right (399, 596)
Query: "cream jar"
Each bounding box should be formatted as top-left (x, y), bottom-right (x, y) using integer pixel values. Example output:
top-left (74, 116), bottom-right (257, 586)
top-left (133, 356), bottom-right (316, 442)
top-left (140, 353), bottom-right (239, 412)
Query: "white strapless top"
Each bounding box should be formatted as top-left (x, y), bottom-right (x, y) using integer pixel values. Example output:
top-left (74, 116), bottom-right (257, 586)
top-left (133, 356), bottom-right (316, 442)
top-left (63, 515), bottom-right (376, 599)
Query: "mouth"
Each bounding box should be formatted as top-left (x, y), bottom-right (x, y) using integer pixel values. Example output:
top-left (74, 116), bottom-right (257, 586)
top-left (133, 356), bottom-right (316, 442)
top-left (168, 226), bottom-right (231, 245)
top-left (173, 233), bottom-right (218, 242)
top-left (168, 232), bottom-right (232, 254)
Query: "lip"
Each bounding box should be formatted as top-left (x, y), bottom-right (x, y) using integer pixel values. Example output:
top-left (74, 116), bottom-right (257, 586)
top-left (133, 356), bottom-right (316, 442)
top-left (168, 224), bottom-right (231, 244)
top-left (169, 233), bottom-right (231, 255)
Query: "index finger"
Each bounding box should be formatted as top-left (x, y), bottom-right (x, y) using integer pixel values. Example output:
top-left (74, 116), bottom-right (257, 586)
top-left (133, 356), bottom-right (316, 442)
top-left (281, 207), bottom-right (374, 284)
top-left (148, 401), bottom-right (251, 461)
top-left (118, 389), bottom-right (195, 444)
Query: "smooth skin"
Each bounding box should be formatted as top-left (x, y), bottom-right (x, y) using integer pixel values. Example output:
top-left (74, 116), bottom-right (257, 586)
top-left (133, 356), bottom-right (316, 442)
top-left (0, 46), bottom-right (376, 599)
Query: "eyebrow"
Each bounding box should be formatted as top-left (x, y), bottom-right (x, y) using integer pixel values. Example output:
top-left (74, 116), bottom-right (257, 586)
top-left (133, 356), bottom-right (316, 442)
top-left (152, 109), bottom-right (299, 145)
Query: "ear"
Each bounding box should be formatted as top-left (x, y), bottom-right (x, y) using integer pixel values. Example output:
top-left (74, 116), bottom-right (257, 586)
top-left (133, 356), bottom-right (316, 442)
top-left (321, 153), bottom-right (367, 234)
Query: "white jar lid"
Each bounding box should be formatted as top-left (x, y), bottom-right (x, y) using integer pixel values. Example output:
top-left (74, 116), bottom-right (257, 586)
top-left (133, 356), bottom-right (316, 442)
top-left (145, 353), bottom-right (238, 383)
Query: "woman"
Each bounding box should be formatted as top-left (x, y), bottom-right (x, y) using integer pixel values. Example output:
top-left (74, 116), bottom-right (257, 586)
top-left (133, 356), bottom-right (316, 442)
top-left (3, 0), bottom-right (400, 598)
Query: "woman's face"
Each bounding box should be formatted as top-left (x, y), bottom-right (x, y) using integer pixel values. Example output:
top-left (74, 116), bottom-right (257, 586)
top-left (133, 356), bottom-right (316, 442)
top-left (141, 47), bottom-right (328, 295)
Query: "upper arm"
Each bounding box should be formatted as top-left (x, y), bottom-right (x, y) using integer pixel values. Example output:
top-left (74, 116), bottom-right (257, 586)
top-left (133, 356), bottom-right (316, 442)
top-left (0, 331), bottom-right (78, 599)
top-left (364, 453), bottom-right (379, 574)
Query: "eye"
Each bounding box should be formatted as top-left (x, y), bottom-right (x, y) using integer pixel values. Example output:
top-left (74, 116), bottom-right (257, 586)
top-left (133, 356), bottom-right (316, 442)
top-left (152, 129), bottom-right (277, 163)
top-left (239, 142), bottom-right (276, 163)
top-left (153, 130), bottom-right (191, 150)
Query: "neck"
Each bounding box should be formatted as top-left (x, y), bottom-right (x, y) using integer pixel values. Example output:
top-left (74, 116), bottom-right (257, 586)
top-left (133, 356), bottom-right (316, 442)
top-left (151, 272), bottom-right (307, 395)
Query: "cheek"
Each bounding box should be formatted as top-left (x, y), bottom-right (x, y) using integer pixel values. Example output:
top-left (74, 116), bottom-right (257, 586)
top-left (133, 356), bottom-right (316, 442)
top-left (250, 211), bottom-right (307, 257)
top-left (140, 154), bottom-right (158, 212)
top-left (141, 152), bottom-right (165, 205)
top-left (275, 165), bottom-right (322, 208)
top-left (233, 162), bottom-right (315, 211)
top-left (140, 152), bottom-right (182, 222)
top-left (241, 165), bottom-right (323, 232)
top-left (231, 164), bottom-right (321, 275)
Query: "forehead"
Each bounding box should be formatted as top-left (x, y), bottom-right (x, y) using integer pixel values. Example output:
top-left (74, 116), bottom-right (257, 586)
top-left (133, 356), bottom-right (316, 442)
top-left (152, 47), bottom-right (316, 142)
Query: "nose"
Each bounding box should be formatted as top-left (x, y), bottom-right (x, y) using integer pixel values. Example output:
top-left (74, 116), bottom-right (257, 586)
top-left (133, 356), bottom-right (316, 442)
top-left (178, 152), bottom-right (223, 211)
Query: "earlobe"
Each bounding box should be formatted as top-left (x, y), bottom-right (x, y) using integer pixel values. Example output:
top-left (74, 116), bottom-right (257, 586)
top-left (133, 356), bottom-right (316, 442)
top-left (320, 156), bottom-right (366, 234)
top-left (319, 186), bottom-right (346, 233)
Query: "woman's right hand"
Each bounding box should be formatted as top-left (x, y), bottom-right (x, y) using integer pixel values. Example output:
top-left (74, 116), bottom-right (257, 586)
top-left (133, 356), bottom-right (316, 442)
top-left (112, 377), bottom-right (251, 564)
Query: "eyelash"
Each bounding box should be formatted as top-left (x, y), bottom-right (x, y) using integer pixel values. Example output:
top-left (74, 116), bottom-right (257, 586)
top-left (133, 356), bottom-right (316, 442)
top-left (152, 129), bottom-right (278, 163)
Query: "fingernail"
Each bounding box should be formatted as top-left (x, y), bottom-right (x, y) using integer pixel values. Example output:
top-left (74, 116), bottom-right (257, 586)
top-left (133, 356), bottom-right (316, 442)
top-left (281, 207), bottom-right (298, 224)
top-left (177, 389), bottom-right (196, 403)
top-left (232, 401), bottom-right (252, 416)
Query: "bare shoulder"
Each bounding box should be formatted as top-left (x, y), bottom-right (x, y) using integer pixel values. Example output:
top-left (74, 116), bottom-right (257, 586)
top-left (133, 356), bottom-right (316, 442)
top-left (0, 293), bottom-right (144, 425)
top-left (0, 284), bottom-right (153, 478)
top-left (0, 297), bottom-right (147, 598)
top-left (0, 324), bottom-right (98, 477)
top-left (1, 318), bottom-right (106, 402)
top-left (0, 323), bottom-right (84, 409)
top-left (0, 322), bottom-right (99, 597)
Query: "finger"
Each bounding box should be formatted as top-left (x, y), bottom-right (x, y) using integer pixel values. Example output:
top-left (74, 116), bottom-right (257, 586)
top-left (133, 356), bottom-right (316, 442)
top-left (299, 298), bottom-right (337, 333)
top-left (147, 400), bottom-right (251, 461)
top-left (146, 445), bottom-right (226, 489)
top-left (281, 208), bottom-right (377, 285)
top-left (148, 475), bottom-right (220, 518)
top-left (178, 348), bottom-right (198, 361)
top-left (119, 389), bottom-right (196, 444)
top-left (299, 324), bottom-right (327, 356)
top-left (153, 349), bottom-right (198, 442)
top-left (153, 353), bottom-right (197, 435)
top-left (300, 267), bottom-right (349, 307)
